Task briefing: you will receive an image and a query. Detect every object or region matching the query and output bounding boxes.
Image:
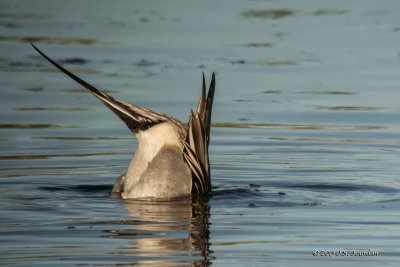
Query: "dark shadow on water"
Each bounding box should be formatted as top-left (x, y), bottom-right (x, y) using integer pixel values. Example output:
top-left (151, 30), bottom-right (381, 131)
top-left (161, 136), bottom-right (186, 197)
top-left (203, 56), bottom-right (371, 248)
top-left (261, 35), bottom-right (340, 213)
top-left (210, 185), bottom-right (305, 207)
top-left (211, 186), bottom-right (264, 198)
top-left (209, 181), bottom-right (399, 207)
top-left (39, 184), bottom-right (113, 196)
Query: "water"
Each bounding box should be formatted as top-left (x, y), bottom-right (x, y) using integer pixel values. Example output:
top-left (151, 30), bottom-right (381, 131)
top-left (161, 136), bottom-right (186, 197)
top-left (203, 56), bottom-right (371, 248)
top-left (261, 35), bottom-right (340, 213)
top-left (1, 0), bottom-right (400, 266)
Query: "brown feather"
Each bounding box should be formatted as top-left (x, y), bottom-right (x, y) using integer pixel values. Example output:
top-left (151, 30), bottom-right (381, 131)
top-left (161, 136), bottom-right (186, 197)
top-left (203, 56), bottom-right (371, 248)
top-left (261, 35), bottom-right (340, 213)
top-left (184, 73), bottom-right (215, 194)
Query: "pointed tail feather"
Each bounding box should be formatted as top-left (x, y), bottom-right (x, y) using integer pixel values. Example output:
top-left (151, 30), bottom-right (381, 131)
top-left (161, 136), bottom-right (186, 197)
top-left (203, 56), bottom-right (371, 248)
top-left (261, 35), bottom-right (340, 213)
top-left (31, 43), bottom-right (178, 132)
top-left (185, 73), bottom-right (215, 194)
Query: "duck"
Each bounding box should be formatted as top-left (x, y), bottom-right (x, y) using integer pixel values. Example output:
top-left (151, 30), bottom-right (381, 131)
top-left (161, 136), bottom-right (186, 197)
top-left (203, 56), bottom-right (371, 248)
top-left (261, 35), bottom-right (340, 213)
top-left (31, 43), bottom-right (215, 200)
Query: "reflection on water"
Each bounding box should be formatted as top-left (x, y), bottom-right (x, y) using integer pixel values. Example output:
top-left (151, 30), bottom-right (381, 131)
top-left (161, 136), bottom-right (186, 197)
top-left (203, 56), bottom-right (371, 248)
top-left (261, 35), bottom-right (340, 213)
top-left (104, 198), bottom-right (211, 266)
top-left (1, 0), bottom-right (400, 266)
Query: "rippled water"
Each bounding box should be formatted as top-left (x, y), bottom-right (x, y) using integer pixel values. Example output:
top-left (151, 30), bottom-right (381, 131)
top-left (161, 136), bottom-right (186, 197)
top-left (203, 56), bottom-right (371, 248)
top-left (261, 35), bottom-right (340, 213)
top-left (1, 0), bottom-right (400, 266)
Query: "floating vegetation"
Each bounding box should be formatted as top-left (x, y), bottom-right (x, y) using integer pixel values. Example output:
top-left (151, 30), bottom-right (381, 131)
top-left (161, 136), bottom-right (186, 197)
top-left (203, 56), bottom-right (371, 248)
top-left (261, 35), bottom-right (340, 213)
top-left (242, 9), bottom-right (294, 20)
top-left (233, 99), bottom-right (280, 104)
top-left (59, 88), bottom-right (117, 94)
top-left (300, 90), bottom-right (356, 95)
top-left (259, 60), bottom-right (297, 66)
top-left (15, 107), bottom-right (87, 112)
top-left (312, 9), bottom-right (348, 16)
top-left (32, 136), bottom-right (129, 141)
top-left (244, 43), bottom-right (273, 48)
top-left (229, 59), bottom-right (298, 66)
top-left (268, 136), bottom-right (400, 145)
top-left (18, 87), bottom-right (45, 92)
top-left (17, 87), bottom-right (117, 94)
top-left (134, 59), bottom-right (159, 67)
top-left (0, 35), bottom-right (100, 45)
top-left (315, 105), bottom-right (382, 111)
top-left (0, 151), bottom-right (125, 161)
top-left (59, 58), bottom-right (88, 65)
top-left (262, 90), bottom-right (281, 94)
top-left (0, 12), bottom-right (50, 20)
top-left (212, 122), bottom-right (384, 131)
top-left (0, 123), bottom-right (60, 129)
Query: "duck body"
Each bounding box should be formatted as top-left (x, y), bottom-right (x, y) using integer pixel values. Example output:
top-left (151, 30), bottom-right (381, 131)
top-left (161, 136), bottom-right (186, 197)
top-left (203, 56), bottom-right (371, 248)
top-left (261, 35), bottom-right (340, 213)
top-left (32, 43), bottom-right (215, 200)
top-left (122, 122), bottom-right (191, 199)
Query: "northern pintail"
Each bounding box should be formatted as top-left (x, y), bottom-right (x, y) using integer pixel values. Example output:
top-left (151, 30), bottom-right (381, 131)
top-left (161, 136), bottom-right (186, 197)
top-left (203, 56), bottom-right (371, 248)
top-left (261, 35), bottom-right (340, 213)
top-left (32, 44), bottom-right (215, 200)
